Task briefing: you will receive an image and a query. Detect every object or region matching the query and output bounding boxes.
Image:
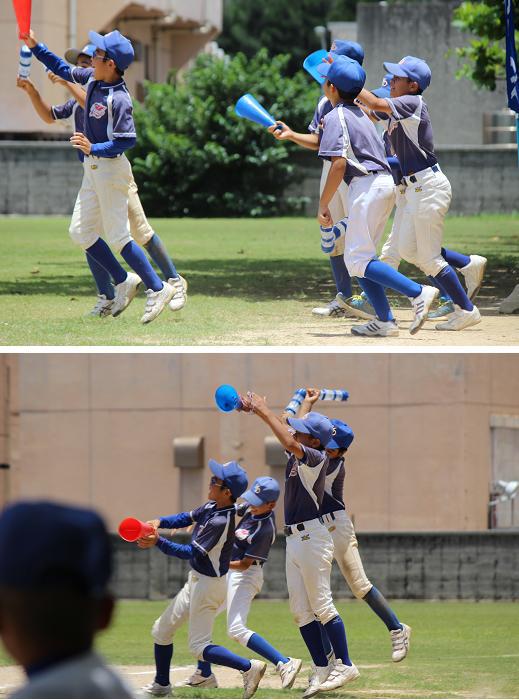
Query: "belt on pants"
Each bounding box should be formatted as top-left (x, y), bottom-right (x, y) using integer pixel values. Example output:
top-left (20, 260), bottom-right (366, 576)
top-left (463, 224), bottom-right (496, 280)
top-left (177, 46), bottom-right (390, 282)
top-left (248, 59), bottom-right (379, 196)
top-left (406, 164), bottom-right (440, 184)
top-left (284, 516), bottom-right (324, 537)
top-left (85, 154), bottom-right (123, 160)
top-left (250, 560), bottom-right (264, 567)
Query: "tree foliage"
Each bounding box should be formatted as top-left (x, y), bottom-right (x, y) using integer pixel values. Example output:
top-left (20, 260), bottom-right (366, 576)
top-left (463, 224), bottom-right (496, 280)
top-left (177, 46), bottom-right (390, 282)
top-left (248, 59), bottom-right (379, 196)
top-left (452, 0), bottom-right (519, 90)
top-left (129, 50), bottom-right (320, 217)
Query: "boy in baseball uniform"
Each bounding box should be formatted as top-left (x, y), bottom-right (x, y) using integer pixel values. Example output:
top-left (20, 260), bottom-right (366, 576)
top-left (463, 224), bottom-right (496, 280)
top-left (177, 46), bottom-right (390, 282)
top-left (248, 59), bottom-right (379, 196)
top-left (22, 28), bottom-right (176, 324)
top-left (316, 55), bottom-right (440, 336)
top-left (240, 393), bottom-right (359, 696)
top-left (137, 460), bottom-right (267, 699)
top-left (356, 57), bottom-right (485, 331)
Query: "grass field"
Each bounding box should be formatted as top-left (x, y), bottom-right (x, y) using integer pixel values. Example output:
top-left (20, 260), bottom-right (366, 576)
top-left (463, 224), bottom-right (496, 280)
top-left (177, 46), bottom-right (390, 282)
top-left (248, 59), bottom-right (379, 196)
top-left (2, 600), bottom-right (517, 698)
top-left (0, 215), bottom-right (518, 346)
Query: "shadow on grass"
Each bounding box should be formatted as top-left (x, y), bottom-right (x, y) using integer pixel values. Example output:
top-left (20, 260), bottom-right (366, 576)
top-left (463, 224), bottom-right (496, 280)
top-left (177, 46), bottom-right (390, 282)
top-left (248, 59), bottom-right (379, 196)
top-left (0, 256), bottom-right (516, 302)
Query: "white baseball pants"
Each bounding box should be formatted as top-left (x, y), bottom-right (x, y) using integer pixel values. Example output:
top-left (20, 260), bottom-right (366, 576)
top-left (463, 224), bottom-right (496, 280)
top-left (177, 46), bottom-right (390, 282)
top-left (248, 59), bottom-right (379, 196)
top-left (285, 517), bottom-right (338, 628)
top-left (69, 154), bottom-right (133, 252)
top-left (342, 172), bottom-right (395, 278)
top-left (379, 184), bottom-right (406, 270)
top-left (398, 168), bottom-right (452, 277)
top-left (322, 510), bottom-right (372, 599)
top-left (320, 160), bottom-right (348, 257)
top-left (226, 565), bottom-right (264, 646)
top-left (128, 173), bottom-right (154, 246)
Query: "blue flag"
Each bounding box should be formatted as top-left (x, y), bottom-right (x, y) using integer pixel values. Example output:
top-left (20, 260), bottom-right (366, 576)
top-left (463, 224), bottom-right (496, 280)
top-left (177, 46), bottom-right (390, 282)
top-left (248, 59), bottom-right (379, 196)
top-left (505, 0), bottom-right (519, 112)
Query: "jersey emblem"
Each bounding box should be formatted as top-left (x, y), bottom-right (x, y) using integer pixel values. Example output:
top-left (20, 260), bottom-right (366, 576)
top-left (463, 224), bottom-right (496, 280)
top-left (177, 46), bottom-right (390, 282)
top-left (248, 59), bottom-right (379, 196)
top-left (415, 186), bottom-right (423, 192)
top-left (235, 528), bottom-right (250, 540)
top-left (301, 534), bottom-right (310, 541)
top-left (89, 102), bottom-right (107, 119)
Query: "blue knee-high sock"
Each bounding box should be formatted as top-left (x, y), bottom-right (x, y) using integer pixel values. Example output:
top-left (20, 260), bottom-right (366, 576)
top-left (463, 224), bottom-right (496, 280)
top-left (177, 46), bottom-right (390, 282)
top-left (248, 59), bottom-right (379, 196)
top-left (364, 260), bottom-right (422, 298)
top-left (427, 275), bottom-right (451, 301)
top-left (363, 586), bottom-right (402, 632)
top-left (120, 241), bottom-right (163, 291)
top-left (324, 616), bottom-right (351, 666)
top-left (358, 277), bottom-right (394, 322)
top-left (318, 622), bottom-right (333, 658)
top-left (203, 644), bottom-right (251, 672)
top-left (85, 252), bottom-right (115, 299)
top-left (197, 660), bottom-right (212, 677)
top-left (435, 266), bottom-right (473, 311)
top-left (329, 256), bottom-right (352, 298)
top-left (85, 238), bottom-right (127, 285)
top-left (144, 233), bottom-right (178, 280)
top-left (442, 247), bottom-right (470, 269)
top-left (247, 632), bottom-right (288, 666)
top-left (299, 621), bottom-right (328, 667)
top-left (154, 643), bottom-right (173, 686)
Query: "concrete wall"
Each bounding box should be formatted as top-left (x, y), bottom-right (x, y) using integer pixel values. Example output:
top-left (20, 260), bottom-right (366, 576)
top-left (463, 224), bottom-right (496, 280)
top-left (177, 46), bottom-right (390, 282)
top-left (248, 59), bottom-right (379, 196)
top-left (357, 1), bottom-right (509, 147)
top-left (112, 531), bottom-right (519, 601)
top-left (2, 354), bottom-right (519, 533)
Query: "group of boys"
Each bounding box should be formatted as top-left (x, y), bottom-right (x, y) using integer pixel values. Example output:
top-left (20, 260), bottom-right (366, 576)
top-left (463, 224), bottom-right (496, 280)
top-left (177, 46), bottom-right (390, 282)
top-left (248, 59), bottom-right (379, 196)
top-left (269, 40), bottom-right (487, 336)
top-left (136, 388), bottom-right (410, 698)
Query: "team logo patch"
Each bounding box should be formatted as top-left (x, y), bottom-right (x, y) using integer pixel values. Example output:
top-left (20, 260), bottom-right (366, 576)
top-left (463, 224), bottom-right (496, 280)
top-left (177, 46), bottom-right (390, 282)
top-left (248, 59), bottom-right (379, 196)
top-left (89, 102), bottom-right (107, 119)
top-left (235, 528), bottom-right (250, 540)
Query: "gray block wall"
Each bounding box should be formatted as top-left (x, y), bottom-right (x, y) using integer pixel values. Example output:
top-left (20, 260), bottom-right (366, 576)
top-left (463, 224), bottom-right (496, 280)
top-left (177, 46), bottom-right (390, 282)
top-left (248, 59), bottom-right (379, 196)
top-left (112, 531), bottom-right (519, 601)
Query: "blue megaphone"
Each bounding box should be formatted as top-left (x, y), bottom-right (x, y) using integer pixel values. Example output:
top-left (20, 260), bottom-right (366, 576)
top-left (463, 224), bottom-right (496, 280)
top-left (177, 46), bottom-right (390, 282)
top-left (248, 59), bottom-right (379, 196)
top-left (303, 49), bottom-right (328, 84)
top-left (215, 384), bottom-right (243, 413)
top-left (235, 93), bottom-right (277, 128)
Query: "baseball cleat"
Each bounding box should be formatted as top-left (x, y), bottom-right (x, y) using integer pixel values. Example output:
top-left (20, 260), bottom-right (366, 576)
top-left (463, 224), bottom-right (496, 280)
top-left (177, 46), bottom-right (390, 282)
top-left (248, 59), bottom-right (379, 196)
top-left (312, 299), bottom-right (351, 317)
top-left (336, 292), bottom-right (376, 320)
top-left (87, 294), bottom-right (114, 318)
top-left (391, 623), bottom-right (412, 662)
top-left (174, 669), bottom-right (218, 688)
top-left (242, 659), bottom-right (267, 699)
top-left (302, 664), bottom-right (332, 699)
top-left (141, 680), bottom-right (172, 697)
top-left (409, 285), bottom-right (439, 334)
top-left (460, 255), bottom-right (487, 300)
top-left (141, 281), bottom-right (175, 324)
top-left (318, 660), bottom-right (360, 692)
top-left (435, 305), bottom-right (481, 331)
top-left (427, 297), bottom-right (454, 319)
top-left (499, 284), bottom-right (519, 314)
top-left (351, 319), bottom-right (399, 337)
top-left (277, 657), bottom-right (302, 689)
top-left (167, 275), bottom-right (187, 312)
top-left (111, 272), bottom-right (142, 317)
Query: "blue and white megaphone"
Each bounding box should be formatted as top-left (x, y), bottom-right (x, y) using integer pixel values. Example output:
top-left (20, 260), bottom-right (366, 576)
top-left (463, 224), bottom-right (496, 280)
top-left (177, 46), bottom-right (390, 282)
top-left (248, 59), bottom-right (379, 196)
top-left (215, 384), bottom-right (243, 413)
top-left (303, 49), bottom-right (328, 85)
top-left (235, 93), bottom-right (279, 129)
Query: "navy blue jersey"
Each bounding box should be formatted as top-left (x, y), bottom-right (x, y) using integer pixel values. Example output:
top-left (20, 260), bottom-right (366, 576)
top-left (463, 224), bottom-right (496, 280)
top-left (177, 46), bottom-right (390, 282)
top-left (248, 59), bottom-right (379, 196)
top-left (52, 99), bottom-right (85, 162)
top-left (284, 445), bottom-right (328, 525)
top-left (320, 456), bottom-right (346, 516)
top-left (308, 95), bottom-right (334, 136)
top-left (232, 507), bottom-right (276, 563)
top-left (382, 131), bottom-right (403, 185)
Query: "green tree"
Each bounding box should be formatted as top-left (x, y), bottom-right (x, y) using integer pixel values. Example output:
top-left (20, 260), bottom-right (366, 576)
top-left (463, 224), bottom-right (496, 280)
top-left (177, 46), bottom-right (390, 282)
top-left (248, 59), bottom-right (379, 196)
top-left (452, 0), bottom-right (519, 90)
top-left (129, 50), bottom-right (320, 217)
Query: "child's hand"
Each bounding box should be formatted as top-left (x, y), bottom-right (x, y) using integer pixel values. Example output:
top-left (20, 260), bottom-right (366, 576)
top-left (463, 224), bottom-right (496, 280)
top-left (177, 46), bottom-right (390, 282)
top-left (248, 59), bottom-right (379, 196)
top-left (245, 392), bottom-right (269, 416)
top-left (16, 77), bottom-right (35, 94)
top-left (137, 531), bottom-right (159, 548)
top-left (70, 132), bottom-right (92, 155)
top-left (268, 121), bottom-right (292, 140)
top-left (318, 206), bottom-right (332, 228)
top-left (305, 388), bottom-right (321, 405)
top-left (47, 71), bottom-right (66, 86)
top-left (20, 30), bottom-right (37, 48)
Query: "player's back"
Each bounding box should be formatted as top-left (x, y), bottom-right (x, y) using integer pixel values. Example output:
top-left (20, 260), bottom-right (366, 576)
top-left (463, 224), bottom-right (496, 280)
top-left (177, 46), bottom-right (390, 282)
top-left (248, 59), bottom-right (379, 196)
top-left (284, 445), bottom-right (328, 525)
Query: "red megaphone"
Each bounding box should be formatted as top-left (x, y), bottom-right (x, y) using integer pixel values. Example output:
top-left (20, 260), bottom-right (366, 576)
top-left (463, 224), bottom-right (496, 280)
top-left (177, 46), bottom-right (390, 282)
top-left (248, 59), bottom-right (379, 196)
top-left (118, 517), bottom-right (155, 542)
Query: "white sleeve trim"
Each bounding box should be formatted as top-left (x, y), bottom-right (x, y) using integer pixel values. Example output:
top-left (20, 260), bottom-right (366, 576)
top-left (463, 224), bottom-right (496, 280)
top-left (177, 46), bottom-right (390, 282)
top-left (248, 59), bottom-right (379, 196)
top-left (112, 132), bottom-right (137, 138)
top-left (193, 541), bottom-right (208, 555)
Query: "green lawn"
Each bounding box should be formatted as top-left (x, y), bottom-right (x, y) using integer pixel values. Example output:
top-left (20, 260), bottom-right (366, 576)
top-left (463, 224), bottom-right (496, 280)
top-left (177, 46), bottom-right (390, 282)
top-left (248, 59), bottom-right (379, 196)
top-left (0, 216), bottom-right (518, 346)
top-left (2, 599), bottom-right (517, 698)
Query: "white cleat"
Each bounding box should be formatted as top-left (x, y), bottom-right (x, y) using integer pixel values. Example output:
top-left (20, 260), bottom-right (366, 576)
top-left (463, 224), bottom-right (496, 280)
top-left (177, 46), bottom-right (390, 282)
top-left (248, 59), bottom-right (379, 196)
top-left (312, 299), bottom-right (351, 317)
top-left (318, 660), bottom-right (360, 692)
top-left (277, 657), bottom-right (302, 689)
top-left (351, 319), bottom-right (399, 337)
top-left (460, 255), bottom-right (487, 300)
top-left (499, 284), bottom-right (519, 314)
top-left (302, 664), bottom-right (332, 699)
top-left (409, 285), bottom-right (439, 335)
top-left (88, 294), bottom-right (114, 318)
top-left (141, 680), bottom-right (172, 697)
top-left (435, 305), bottom-right (481, 331)
top-left (111, 272), bottom-right (142, 317)
top-left (242, 659), bottom-right (267, 699)
top-left (174, 669), bottom-right (218, 688)
top-left (168, 275), bottom-right (188, 312)
top-left (141, 282), bottom-right (175, 324)
top-left (391, 623), bottom-right (412, 662)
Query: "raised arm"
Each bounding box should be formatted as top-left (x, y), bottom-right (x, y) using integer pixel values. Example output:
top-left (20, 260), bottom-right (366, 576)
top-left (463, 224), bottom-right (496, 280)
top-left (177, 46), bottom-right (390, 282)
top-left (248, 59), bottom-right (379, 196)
top-left (268, 122), bottom-right (320, 151)
top-left (242, 392), bottom-right (305, 459)
top-left (16, 78), bottom-right (54, 124)
top-left (356, 89), bottom-right (393, 115)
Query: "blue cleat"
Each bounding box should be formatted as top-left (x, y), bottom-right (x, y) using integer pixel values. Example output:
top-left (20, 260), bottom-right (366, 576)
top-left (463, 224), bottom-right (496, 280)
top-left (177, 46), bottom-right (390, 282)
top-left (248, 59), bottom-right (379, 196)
top-left (335, 293), bottom-right (376, 320)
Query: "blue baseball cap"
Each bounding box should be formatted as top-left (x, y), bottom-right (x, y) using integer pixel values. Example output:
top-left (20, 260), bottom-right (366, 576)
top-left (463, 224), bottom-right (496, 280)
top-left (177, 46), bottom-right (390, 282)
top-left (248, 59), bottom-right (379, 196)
top-left (287, 411), bottom-right (334, 447)
top-left (372, 73), bottom-right (393, 99)
top-left (0, 501), bottom-right (112, 596)
top-left (241, 476), bottom-right (280, 506)
top-left (329, 40), bottom-right (364, 66)
top-left (317, 55), bottom-right (366, 94)
top-left (209, 459), bottom-right (248, 500)
top-left (88, 29), bottom-right (134, 72)
top-left (383, 56), bottom-right (431, 91)
top-left (326, 419), bottom-right (354, 450)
